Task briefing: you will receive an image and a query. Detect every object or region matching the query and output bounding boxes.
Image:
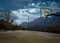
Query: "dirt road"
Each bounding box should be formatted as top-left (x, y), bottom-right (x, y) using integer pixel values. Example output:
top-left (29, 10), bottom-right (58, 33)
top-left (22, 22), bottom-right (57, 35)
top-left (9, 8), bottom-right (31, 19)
top-left (0, 30), bottom-right (60, 43)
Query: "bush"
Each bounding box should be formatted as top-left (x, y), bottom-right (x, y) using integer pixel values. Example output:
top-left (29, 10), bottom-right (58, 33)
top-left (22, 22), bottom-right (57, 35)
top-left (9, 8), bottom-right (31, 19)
top-left (43, 25), bottom-right (60, 33)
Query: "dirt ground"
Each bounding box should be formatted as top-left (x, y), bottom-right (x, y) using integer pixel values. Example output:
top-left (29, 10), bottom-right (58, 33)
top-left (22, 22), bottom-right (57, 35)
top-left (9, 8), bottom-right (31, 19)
top-left (0, 30), bottom-right (60, 43)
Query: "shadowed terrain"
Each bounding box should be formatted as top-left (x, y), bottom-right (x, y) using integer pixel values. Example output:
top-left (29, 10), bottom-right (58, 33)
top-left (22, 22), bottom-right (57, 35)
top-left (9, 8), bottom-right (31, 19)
top-left (0, 30), bottom-right (60, 43)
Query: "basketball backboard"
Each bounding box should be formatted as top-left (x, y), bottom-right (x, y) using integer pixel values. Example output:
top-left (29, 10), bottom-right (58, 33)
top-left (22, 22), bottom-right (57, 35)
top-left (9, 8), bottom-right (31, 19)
top-left (40, 8), bottom-right (52, 17)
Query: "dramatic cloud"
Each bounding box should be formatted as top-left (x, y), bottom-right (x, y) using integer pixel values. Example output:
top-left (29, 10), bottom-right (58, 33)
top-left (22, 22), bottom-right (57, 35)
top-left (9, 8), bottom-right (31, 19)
top-left (12, 8), bottom-right (40, 24)
top-left (11, 1), bottom-right (60, 24)
top-left (0, 0), bottom-right (59, 24)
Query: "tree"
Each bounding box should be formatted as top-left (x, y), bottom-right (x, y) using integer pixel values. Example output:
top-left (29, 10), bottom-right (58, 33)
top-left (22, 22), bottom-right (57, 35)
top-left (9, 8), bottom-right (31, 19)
top-left (3, 10), bottom-right (18, 24)
top-left (0, 10), bottom-right (19, 30)
top-left (4, 10), bottom-right (11, 22)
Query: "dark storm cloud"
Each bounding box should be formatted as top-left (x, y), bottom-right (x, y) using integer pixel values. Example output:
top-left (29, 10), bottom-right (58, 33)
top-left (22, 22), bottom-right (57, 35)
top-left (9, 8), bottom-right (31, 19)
top-left (0, 0), bottom-right (59, 10)
top-left (0, 0), bottom-right (29, 10)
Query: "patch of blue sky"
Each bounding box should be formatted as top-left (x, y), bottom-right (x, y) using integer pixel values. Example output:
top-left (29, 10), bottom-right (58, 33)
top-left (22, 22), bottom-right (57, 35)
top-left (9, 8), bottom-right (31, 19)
top-left (0, 0), bottom-right (59, 24)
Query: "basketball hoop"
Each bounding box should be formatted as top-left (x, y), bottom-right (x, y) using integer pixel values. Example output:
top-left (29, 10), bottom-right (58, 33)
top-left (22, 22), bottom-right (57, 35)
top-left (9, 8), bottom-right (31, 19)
top-left (40, 8), bottom-right (52, 17)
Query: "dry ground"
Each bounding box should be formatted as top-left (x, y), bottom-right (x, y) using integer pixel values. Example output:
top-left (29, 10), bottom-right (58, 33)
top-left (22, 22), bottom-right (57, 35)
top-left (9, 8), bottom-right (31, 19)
top-left (0, 30), bottom-right (60, 43)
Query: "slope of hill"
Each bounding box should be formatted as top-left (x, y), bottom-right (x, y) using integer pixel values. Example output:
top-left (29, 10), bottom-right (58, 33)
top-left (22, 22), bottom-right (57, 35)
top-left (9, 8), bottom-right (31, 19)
top-left (21, 12), bottom-right (60, 30)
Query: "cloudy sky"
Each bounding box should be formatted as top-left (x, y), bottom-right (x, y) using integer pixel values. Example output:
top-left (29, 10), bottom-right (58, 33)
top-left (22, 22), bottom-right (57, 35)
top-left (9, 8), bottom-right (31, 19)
top-left (0, 0), bottom-right (60, 24)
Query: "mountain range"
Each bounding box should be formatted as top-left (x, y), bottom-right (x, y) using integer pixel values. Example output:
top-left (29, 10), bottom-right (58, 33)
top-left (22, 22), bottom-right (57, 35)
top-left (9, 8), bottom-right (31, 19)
top-left (21, 12), bottom-right (60, 30)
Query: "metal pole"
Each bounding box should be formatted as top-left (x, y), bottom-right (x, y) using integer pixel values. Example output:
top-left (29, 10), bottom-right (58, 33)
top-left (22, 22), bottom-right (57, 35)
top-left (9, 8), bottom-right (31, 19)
top-left (28, 16), bottom-right (29, 30)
